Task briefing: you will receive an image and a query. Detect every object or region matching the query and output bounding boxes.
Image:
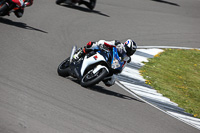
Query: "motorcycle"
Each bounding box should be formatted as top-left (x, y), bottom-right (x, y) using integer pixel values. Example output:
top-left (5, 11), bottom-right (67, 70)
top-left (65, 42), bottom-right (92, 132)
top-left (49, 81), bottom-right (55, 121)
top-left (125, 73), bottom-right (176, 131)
top-left (0, 0), bottom-right (24, 17)
top-left (57, 45), bottom-right (127, 87)
top-left (56, 0), bottom-right (96, 10)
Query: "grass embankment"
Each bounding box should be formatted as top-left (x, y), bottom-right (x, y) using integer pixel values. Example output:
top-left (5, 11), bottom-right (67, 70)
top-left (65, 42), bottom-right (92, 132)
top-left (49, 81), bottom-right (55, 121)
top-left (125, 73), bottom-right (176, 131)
top-left (140, 49), bottom-right (200, 118)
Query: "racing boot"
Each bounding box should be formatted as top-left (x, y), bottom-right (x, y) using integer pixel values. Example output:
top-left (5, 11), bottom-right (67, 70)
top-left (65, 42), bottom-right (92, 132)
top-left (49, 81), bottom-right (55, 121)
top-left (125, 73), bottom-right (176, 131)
top-left (103, 75), bottom-right (115, 87)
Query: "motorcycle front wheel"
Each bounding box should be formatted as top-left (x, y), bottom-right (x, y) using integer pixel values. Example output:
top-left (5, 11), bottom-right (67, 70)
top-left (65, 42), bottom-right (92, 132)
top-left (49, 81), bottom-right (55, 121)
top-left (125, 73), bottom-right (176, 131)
top-left (57, 57), bottom-right (70, 77)
top-left (0, 3), bottom-right (8, 16)
top-left (80, 68), bottom-right (109, 87)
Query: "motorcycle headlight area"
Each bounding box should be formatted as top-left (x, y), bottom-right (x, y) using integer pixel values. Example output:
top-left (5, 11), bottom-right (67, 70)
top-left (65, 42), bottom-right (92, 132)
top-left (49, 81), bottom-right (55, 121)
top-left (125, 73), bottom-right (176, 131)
top-left (111, 58), bottom-right (121, 69)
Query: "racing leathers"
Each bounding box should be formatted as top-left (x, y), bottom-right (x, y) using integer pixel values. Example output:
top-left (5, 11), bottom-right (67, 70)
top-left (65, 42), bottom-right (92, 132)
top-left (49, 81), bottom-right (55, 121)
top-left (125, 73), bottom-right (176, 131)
top-left (73, 40), bottom-right (131, 87)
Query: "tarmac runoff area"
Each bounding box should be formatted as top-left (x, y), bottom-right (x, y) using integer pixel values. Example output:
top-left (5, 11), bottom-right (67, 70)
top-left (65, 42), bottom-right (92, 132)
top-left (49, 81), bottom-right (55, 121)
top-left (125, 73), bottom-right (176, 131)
top-left (116, 46), bottom-right (200, 130)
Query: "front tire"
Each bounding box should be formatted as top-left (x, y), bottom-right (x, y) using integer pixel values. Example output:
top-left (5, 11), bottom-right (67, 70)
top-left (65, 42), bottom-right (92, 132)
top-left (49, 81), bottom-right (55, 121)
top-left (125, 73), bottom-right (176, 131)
top-left (0, 3), bottom-right (8, 16)
top-left (80, 68), bottom-right (108, 87)
top-left (57, 57), bottom-right (70, 77)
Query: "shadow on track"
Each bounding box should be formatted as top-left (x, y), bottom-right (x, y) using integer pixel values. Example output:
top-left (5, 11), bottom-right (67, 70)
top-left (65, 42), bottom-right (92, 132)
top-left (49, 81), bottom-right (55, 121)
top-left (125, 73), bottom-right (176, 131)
top-left (0, 18), bottom-right (48, 33)
top-left (67, 77), bottom-right (144, 102)
top-left (89, 85), bottom-right (144, 102)
top-left (61, 5), bottom-right (110, 17)
top-left (151, 0), bottom-right (180, 6)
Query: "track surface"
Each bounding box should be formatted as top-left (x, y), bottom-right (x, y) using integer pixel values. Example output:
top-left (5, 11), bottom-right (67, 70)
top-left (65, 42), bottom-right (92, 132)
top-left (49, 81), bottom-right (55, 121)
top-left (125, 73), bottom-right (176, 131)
top-left (0, 0), bottom-right (200, 132)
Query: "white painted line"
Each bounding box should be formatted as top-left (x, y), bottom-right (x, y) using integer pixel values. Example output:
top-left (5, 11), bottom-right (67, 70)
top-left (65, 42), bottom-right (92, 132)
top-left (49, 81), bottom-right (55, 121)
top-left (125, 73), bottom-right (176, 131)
top-left (168, 111), bottom-right (200, 123)
top-left (116, 81), bottom-right (200, 130)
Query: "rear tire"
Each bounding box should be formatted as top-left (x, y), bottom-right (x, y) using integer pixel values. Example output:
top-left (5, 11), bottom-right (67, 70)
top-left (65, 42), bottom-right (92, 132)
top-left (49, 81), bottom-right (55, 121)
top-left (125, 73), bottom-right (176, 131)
top-left (57, 57), bottom-right (70, 77)
top-left (80, 68), bottom-right (108, 87)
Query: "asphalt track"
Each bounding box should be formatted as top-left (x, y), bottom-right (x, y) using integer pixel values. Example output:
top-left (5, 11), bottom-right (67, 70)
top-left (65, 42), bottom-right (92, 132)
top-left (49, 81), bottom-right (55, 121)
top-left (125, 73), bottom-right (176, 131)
top-left (0, 0), bottom-right (200, 133)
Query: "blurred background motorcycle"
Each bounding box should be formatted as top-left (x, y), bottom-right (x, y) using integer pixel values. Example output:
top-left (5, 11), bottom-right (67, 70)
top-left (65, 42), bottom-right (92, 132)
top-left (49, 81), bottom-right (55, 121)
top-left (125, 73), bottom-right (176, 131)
top-left (56, 0), bottom-right (96, 10)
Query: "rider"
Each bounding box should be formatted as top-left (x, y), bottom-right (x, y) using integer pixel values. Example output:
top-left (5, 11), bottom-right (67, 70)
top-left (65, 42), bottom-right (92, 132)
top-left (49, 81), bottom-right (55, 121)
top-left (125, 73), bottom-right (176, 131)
top-left (73, 39), bottom-right (137, 86)
top-left (11, 0), bottom-right (33, 18)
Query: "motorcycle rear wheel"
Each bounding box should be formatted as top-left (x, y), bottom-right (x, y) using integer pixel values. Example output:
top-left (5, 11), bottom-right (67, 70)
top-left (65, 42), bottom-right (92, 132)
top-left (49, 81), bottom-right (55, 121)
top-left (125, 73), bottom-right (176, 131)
top-left (80, 68), bottom-right (108, 87)
top-left (57, 57), bottom-right (70, 77)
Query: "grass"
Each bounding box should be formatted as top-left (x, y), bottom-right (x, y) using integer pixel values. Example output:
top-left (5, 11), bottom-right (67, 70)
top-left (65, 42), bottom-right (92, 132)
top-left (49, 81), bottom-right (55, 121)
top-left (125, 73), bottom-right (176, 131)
top-left (139, 48), bottom-right (200, 118)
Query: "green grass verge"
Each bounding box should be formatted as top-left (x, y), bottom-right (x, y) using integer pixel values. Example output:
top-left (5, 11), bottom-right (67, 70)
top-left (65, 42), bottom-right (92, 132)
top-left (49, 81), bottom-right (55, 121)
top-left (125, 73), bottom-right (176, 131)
top-left (140, 48), bottom-right (200, 118)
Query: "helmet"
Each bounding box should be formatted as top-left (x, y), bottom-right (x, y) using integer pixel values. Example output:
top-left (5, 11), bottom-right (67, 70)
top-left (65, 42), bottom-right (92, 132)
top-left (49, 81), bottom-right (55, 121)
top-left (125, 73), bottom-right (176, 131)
top-left (124, 39), bottom-right (137, 56)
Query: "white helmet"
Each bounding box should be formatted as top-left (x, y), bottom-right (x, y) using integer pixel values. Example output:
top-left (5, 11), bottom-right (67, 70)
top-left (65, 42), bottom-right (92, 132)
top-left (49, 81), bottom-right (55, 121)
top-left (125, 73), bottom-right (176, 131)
top-left (124, 39), bottom-right (137, 56)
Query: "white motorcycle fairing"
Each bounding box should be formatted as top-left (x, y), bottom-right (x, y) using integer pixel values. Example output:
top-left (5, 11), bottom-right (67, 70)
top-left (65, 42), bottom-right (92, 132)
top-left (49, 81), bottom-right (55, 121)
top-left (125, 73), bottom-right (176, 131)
top-left (81, 52), bottom-right (109, 76)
